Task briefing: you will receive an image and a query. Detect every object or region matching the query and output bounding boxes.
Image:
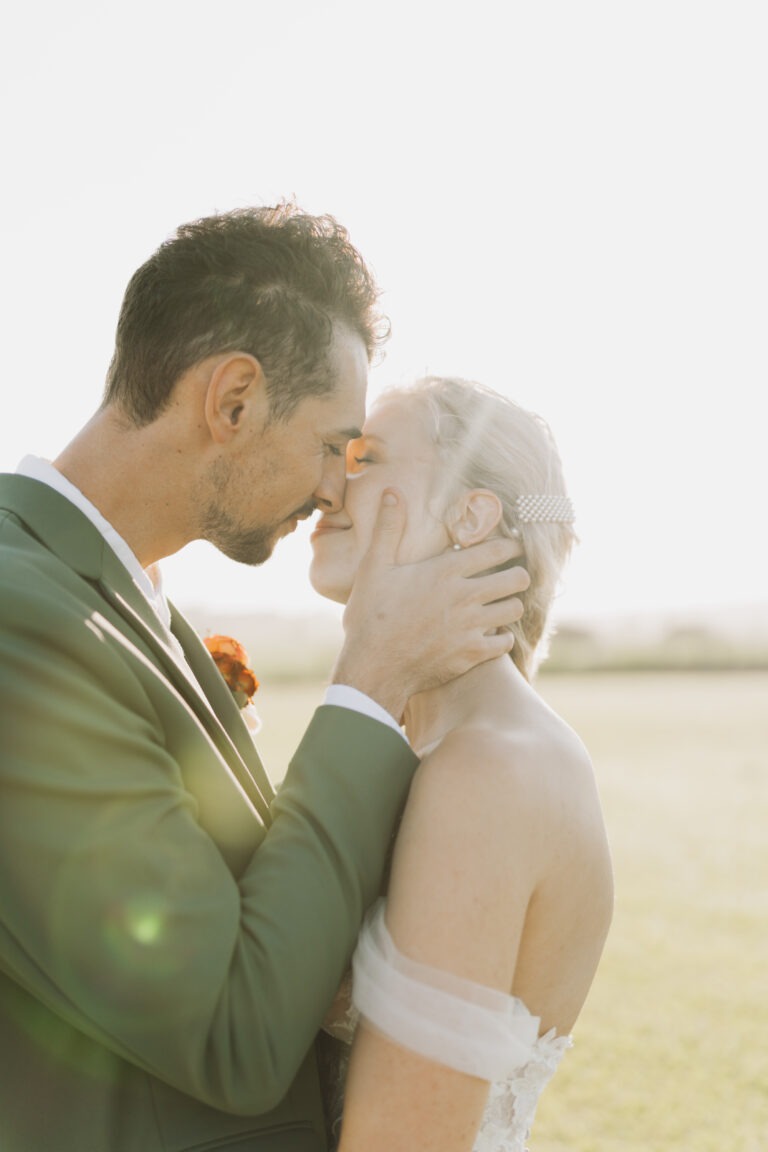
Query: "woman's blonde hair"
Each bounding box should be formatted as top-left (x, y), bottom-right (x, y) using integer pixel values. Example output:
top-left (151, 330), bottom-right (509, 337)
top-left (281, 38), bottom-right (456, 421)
top-left (382, 376), bottom-right (577, 679)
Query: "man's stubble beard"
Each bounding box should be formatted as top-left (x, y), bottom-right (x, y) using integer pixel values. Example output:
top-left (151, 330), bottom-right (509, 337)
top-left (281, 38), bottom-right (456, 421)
top-left (198, 458), bottom-right (277, 566)
top-left (198, 457), bottom-right (316, 567)
top-left (202, 508), bottom-right (276, 566)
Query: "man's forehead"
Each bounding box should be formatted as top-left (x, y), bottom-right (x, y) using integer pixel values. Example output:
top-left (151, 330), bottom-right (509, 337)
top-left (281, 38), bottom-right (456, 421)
top-left (320, 324), bottom-right (368, 433)
top-left (322, 381), bottom-right (366, 436)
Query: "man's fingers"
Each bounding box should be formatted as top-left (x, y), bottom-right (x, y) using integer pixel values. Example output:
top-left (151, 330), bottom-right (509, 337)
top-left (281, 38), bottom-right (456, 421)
top-left (475, 630), bottom-right (518, 662)
top-left (479, 594), bottom-right (526, 631)
top-left (461, 563), bottom-right (530, 605)
top-left (454, 536), bottom-right (525, 576)
top-left (364, 488), bottom-right (407, 567)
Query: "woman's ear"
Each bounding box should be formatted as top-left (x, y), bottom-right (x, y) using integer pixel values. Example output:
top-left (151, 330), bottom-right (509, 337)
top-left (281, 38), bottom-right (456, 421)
top-left (204, 353), bottom-right (269, 444)
top-left (448, 489), bottom-right (504, 548)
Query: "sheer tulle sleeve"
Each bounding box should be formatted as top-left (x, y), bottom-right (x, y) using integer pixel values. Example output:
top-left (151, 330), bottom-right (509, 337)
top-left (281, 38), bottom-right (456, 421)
top-left (351, 900), bottom-right (542, 1082)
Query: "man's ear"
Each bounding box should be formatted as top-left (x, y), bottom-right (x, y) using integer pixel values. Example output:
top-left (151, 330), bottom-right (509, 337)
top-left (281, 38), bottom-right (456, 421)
top-left (448, 489), bottom-right (504, 548)
top-left (203, 353), bottom-right (269, 444)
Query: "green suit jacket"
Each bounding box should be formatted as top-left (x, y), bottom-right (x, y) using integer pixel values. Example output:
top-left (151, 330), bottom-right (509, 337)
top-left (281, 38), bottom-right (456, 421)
top-left (0, 474), bottom-right (418, 1151)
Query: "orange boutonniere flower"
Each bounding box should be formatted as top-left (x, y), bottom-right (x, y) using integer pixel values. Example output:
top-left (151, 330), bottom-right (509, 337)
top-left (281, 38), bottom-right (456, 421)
top-left (203, 634), bottom-right (259, 710)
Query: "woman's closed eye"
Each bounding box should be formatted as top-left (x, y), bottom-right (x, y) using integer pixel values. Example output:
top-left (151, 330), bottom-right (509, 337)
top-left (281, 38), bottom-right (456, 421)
top-left (346, 438), bottom-right (376, 475)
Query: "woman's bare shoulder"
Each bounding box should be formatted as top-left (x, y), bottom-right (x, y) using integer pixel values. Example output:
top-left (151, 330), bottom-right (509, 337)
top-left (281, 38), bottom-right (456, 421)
top-left (414, 710), bottom-right (594, 813)
top-left (398, 723), bottom-right (568, 910)
top-left (409, 713), bottom-right (609, 896)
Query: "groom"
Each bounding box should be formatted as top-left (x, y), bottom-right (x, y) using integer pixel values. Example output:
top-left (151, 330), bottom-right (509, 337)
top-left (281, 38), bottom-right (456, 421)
top-left (0, 204), bottom-right (527, 1151)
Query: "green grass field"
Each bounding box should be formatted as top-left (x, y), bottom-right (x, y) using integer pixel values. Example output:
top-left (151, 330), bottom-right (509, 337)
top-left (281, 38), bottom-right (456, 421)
top-left (253, 672), bottom-right (768, 1151)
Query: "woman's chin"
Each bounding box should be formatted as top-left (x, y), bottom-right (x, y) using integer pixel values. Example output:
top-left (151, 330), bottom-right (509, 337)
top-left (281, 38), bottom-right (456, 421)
top-left (309, 563), bottom-right (352, 606)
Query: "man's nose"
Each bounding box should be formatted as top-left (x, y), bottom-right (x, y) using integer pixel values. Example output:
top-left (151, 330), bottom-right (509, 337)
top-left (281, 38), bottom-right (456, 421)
top-left (314, 454), bottom-right (347, 512)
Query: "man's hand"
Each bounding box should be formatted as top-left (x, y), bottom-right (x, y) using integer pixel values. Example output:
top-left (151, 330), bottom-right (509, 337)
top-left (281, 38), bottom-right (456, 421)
top-left (332, 489), bottom-right (530, 721)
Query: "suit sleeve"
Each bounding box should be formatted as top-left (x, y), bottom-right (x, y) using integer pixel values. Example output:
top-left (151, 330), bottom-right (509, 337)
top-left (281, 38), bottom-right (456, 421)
top-left (0, 565), bottom-right (417, 1115)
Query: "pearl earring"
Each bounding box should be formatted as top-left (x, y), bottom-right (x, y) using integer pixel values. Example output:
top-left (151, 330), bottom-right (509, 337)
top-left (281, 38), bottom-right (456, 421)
top-left (452, 543), bottom-right (462, 551)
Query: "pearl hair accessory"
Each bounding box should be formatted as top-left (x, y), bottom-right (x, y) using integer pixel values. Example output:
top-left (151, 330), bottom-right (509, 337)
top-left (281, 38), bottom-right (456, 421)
top-left (514, 495), bottom-right (575, 524)
top-left (451, 496), bottom-right (574, 549)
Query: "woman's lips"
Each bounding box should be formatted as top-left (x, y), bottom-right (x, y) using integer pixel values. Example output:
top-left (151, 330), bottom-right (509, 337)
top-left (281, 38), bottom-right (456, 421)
top-left (310, 522), bottom-right (350, 541)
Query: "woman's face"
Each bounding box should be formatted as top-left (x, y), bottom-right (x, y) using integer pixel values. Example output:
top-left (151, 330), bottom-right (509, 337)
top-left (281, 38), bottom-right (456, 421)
top-left (309, 397), bottom-right (453, 603)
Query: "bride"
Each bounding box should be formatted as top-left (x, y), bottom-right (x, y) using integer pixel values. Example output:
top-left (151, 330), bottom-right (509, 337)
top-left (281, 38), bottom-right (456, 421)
top-left (309, 376), bottom-right (614, 1152)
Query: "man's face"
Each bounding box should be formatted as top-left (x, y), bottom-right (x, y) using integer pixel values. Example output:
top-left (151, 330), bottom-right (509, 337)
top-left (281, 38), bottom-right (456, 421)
top-left (200, 322), bottom-right (368, 565)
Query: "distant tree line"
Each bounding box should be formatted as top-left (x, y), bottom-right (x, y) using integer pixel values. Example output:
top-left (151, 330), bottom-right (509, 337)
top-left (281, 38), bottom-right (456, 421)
top-left (541, 623), bottom-right (768, 674)
top-left (189, 609), bottom-right (768, 682)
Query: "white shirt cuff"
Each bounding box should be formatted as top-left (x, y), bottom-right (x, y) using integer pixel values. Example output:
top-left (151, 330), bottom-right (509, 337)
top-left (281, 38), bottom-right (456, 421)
top-left (323, 685), bottom-right (409, 744)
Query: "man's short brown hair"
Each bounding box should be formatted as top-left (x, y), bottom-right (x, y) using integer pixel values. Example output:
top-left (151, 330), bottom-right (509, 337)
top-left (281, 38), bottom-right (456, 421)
top-left (104, 202), bottom-right (387, 425)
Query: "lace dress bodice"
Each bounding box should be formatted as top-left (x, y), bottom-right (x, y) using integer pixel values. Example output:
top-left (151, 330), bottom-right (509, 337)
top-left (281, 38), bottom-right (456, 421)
top-left (472, 1029), bottom-right (571, 1151)
top-left (320, 901), bottom-right (571, 1152)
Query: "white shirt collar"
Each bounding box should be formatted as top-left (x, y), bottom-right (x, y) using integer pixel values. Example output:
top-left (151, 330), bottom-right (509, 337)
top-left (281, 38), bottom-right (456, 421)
top-left (16, 455), bottom-right (172, 631)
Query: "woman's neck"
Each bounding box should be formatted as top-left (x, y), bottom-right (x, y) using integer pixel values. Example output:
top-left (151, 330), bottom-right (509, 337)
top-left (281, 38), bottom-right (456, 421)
top-left (403, 655), bottom-right (532, 757)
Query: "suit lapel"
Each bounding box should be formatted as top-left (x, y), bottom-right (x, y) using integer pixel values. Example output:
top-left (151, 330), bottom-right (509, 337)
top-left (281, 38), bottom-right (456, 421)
top-left (169, 606), bottom-right (276, 808)
top-left (0, 475), bottom-right (274, 826)
top-left (95, 575), bottom-right (274, 825)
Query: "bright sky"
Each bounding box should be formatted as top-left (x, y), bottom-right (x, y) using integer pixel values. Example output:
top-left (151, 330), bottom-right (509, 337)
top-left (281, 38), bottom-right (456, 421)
top-left (1, 1), bottom-right (766, 627)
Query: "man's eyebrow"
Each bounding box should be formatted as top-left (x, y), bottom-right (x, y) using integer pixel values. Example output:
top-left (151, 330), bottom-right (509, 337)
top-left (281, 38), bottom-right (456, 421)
top-left (335, 427), bottom-right (364, 440)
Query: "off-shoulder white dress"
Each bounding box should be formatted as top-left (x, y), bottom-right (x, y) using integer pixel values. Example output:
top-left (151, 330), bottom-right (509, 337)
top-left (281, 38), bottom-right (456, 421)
top-left (321, 900), bottom-right (571, 1152)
